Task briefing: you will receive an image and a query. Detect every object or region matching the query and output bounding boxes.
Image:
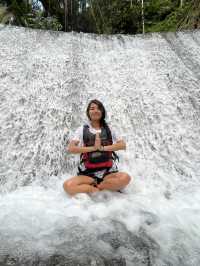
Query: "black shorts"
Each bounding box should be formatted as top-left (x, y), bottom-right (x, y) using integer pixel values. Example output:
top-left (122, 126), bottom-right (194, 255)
top-left (77, 168), bottom-right (118, 184)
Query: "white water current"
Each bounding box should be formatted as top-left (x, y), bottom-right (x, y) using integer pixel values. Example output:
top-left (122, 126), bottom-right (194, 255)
top-left (0, 24), bottom-right (200, 265)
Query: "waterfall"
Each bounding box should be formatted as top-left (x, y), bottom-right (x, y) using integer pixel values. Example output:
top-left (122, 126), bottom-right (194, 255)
top-left (0, 24), bottom-right (200, 265)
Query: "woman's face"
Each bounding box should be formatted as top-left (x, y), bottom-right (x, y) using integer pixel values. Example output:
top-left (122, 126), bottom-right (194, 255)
top-left (88, 103), bottom-right (102, 122)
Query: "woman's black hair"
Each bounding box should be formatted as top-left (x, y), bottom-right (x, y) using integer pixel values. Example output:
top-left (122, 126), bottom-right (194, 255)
top-left (86, 99), bottom-right (107, 126)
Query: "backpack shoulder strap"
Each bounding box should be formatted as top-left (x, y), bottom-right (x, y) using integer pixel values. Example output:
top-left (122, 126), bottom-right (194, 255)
top-left (83, 124), bottom-right (89, 145)
top-left (80, 124), bottom-right (89, 161)
top-left (104, 123), bottom-right (119, 162)
top-left (103, 123), bottom-right (113, 143)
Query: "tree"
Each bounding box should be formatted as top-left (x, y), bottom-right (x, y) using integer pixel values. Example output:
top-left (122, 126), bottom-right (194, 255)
top-left (85, 0), bottom-right (141, 34)
top-left (0, 0), bottom-right (63, 30)
top-left (178, 0), bottom-right (200, 30)
top-left (0, 0), bottom-right (199, 33)
top-left (0, 0), bottom-right (31, 26)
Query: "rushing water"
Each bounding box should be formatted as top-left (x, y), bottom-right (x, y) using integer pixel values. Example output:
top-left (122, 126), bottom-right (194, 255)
top-left (0, 24), bottom-right (200, 265)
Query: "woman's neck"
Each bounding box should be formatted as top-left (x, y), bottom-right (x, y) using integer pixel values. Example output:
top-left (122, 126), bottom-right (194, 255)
top-left (90, 120), bottom-right (101, 129)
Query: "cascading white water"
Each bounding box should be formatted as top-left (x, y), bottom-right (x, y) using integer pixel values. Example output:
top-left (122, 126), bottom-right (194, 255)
top-left (0, 24), bottom-right (200, 265)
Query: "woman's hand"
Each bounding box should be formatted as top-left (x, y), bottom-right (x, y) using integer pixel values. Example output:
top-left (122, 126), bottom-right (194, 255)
top-left (94, 132), bottom-right (101, 150)
top-left (103, 140), bottom-right (126, 152)
top-left (67, 140), bottom-right (96, 154)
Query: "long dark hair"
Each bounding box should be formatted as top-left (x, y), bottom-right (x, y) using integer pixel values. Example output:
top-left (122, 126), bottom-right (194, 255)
top-left (86, 99), bottom-right (107, 126)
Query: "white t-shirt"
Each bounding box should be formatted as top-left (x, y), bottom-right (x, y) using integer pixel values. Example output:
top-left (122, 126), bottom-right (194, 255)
top-left (70, 122), bottom-right (122, 146)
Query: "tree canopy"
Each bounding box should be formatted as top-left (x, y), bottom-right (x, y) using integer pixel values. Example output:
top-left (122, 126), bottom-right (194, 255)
top-left (0, 0), bottom-right (199, 34)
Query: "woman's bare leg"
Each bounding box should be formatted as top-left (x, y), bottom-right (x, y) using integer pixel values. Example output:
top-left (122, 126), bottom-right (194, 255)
top-left (63, 175), bottom-right (99, 196)
top-left (97, 172), bottom-right (131, 191)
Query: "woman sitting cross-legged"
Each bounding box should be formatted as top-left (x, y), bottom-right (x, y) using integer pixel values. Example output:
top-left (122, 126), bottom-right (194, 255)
top-left (63, 99), bottom-right (131, 196)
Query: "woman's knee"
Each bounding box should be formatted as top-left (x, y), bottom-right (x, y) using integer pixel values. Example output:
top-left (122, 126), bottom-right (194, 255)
top-left (63, 175), bottom-right (94, 194)
top-left (63, 179), bottom-right (74, 193)
top-left (120, 173), bottom-right (131, 185)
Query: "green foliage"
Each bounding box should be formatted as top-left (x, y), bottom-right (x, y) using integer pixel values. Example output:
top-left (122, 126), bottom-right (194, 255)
top-left (26, 13), bottom-right (63, 31)
top-left (177, 0), bottom-right (200, 30)
top-left (0, 0), bottom-right (199, 34)
top-left (76, 9), bottom-right (96, 33)
top-left (0, 5), bottom-right (7, 20)
top-left (86, 0), bottom-right (141, 34)
top-left (8, 0), bottom-right (31, 26)
top-left (145, 0), bottom-right (195, 33)
top-left (0, 0), bottom-right (62, 30)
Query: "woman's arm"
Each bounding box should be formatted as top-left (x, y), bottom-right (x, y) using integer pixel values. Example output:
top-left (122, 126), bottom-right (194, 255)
top-left (67, 140), bottom-right (96, 154)
top-left (67, 137), bottom-right (126, 154)
top-left (103, 140), bottom-right (126, 152)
